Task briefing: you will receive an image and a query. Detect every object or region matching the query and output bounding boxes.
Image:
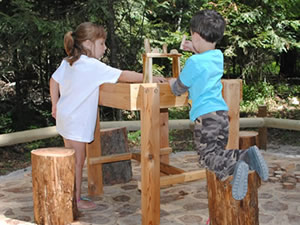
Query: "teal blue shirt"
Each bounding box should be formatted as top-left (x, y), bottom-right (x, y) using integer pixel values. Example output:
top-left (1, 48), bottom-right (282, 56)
top-left (179, 49), bottom-right (228, 121)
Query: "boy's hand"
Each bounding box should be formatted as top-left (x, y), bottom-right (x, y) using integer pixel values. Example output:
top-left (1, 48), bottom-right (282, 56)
top-left (168, 78), bottom-right (177, 87)
top-left (182, 40), bottom-right (195, 52)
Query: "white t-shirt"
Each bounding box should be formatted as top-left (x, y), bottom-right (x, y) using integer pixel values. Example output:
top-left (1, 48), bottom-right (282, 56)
top-left (52, 55), bottom-right (122, 142)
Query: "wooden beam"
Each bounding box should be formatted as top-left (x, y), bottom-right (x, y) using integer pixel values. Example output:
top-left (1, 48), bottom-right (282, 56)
top-left (89, 152), bottom-right (132, 165)
top-left (144, 52), bottom-right (182, 58)
top-left (222, 79), bottom-right (242, 149)
top-left (140, 84), bottom-right (161, 225)
top-left (160, 162), bottom-right (185, 175)
top-left (131, 147), bottom-right (172, 162)
top-left (138, 169), bottom-right (206, 189)
top-left (160, 170), bottom-right (206, 187)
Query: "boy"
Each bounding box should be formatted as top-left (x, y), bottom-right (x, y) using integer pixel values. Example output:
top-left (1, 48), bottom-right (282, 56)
top-left (168, 10), bottom-right (268, 200)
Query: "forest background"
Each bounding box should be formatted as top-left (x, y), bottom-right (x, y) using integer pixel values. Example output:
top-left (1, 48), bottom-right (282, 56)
top-left (0, 0), bottom-right (299, 134)
top-left (0, 0), bottom-right (299, 174)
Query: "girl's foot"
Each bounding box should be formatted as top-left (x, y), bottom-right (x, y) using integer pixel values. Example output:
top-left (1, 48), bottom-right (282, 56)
top-left (77, 198), bottom-right (98, 210)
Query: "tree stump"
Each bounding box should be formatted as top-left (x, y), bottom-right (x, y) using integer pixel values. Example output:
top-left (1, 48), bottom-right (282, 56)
top-left (101, 127), bottom-right (132, 185)
top-left (206, 169), bottom-right (261, 225)
top-left (239, 131), bottom-right (259, 150)
top-left (31, 148), bottom-right (78, 225)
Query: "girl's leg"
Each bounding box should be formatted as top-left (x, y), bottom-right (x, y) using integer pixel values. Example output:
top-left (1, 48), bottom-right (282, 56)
top-left (63, 138), bottom-right (97, 209)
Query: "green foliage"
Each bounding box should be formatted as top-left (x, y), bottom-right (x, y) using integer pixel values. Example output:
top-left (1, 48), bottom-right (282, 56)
top-left (127, 130), bottom-right (141, 145)
top-left (169, 106), bottom-right (189, 119)
top-left (0, 0), bottom-right (299, 133)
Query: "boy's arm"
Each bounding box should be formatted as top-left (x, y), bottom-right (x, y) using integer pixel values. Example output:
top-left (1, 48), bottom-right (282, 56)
top-left (168, 78), bottom-right (189, 96)
top-left (118, 70), bottom-right (166, 83)
top-left (49, 78), bottom-right (59, 119)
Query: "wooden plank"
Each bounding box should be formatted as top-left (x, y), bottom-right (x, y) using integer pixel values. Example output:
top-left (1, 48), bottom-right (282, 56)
top-left (160, 162), bottom-right (185, 175)
top-left (160, 170), bottom-right (206, 187)
top-left (99, 83), bottom-right (188, 110)
top-left (131, 147), bottom-right (172, 162)
top-left (89, 152), bottom-right (132, 165)
top-left (144, 52), bottom-right (182, 58)
top-left (140, 84), bottom-right (161, 225)
top-left (138, 169), bottom-right (206, 189)
top-left (86, 108), bottom-right (103, 195)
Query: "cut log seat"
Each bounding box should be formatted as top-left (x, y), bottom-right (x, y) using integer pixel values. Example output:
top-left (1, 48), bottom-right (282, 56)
top-left (206, 169), bottom-right (261, 225)
top-left (31, 147), bottom-right (78, 225)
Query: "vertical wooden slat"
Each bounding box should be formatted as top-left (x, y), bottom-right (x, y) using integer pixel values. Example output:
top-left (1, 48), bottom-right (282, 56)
top-left (140, 84), bottom-right (161, 225)
top-left (86, 108), bottom-right (103, 195)
top-left (143, 55), bottom-right (153, 83)
top-left (160, 108), bottom-right (170, 164)
top-left (172, 56), bottom-right (180, 78)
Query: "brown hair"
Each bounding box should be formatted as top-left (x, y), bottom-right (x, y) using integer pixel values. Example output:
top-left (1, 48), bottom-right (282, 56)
top-left (64, 22), bottom-right (107, 66)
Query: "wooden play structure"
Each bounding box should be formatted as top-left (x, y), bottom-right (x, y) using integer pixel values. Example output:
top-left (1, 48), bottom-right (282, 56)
top-left (30, 40), bottom-right (261, 225)
top-left (85, 40), bottom-right (256, 225)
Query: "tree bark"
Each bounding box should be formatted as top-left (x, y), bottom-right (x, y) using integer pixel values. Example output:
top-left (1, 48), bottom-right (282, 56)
top-left (206, 170), bottom-right (261, 225)
top-left (31, 147), bottom-right (78, 225)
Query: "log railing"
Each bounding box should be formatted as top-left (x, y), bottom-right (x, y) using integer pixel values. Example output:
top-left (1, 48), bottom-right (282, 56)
top-left (0, 117), bottom-right (299, 147)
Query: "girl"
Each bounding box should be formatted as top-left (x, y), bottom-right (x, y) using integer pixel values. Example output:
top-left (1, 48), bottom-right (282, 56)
top-left (50, 22), bottom-right (165, 210)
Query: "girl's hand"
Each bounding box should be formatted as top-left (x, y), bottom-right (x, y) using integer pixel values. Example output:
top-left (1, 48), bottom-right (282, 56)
top-left (153, 76), bottom-right (167, 83)
top-left (51, 104), bottom-right (57, 119)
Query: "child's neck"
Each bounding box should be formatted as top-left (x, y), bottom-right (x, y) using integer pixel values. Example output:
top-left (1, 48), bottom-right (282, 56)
top-left (196, 42), bottom-right (216, 54)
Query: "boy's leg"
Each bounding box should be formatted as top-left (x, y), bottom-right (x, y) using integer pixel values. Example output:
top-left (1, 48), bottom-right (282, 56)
top-left (64, 138), bottom-right (97, 210)
top-left (194, 111), bottom-right (237, 180)
top-left (239, 145), bottom-right (269, 181)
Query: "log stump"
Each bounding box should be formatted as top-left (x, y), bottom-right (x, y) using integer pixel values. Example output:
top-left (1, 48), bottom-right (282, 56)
top-left (239, 131), bottom-right (259, 150)
top-left (101, 127), bottom-right (132, 185)
top-left (206, 169), bottom-right (261, 225)
top-left (31, 148), bottom-right (78, 225)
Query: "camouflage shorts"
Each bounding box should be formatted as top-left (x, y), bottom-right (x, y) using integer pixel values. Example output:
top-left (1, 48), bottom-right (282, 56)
top-left (194, 111), bottom-right (238, 180)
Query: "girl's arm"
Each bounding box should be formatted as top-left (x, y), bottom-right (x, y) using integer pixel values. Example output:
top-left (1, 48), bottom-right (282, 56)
top-left (49, 78), bottom-right (60, 119)
top-left (118, 70), bottom-right (166, 83)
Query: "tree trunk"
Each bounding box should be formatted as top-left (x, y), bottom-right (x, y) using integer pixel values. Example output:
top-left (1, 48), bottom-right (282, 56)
top-left (31, 147), bottom-right (78, 225)
top-left (206, 170), bottom-right (261, 225)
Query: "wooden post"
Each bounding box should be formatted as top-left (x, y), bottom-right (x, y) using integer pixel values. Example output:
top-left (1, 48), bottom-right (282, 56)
top-left (140, 84), bottom-right (161, 225)
top-left (222, 80), bottom-right (242, 149)
top-left (206, 170), bottom-right (261, 225)
top-left (31, 148), bottom-right (78, 225)
top-left (172, 56), bottom-right (180, 78)
top-left (143, 54), bottom-right (153, 83)
top-left (86, 108), bottom-right (103, 195)
top-left (258, 105), bottom-right (267, 150)
top-left (160, 108), bottom-right (170, 164)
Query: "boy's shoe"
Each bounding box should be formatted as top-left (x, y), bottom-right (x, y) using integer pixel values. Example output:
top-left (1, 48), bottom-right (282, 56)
top-left (244, 146), bottom-right (269, 181)
top-left (231, 160), bottom-right (249, 200)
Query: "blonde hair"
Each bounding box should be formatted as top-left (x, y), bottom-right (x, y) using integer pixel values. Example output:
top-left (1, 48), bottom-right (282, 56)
top-left (64, 22), bottom-right (107, 66)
